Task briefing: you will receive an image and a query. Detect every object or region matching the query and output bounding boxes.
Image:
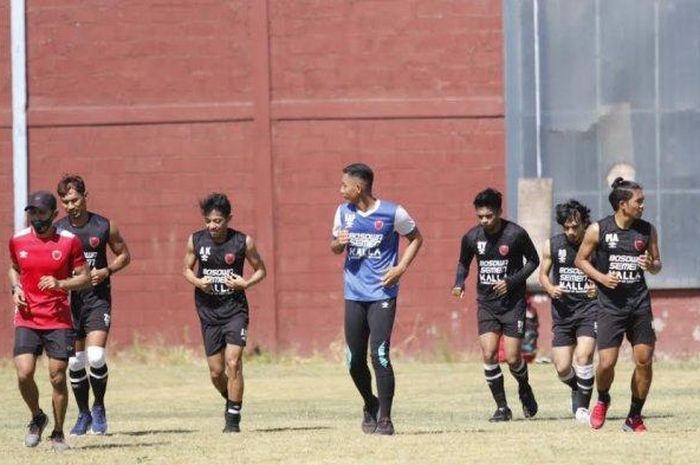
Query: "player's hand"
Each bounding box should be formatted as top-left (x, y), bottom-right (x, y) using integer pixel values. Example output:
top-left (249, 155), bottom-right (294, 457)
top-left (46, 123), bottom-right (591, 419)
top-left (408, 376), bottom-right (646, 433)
top-left (337, 230), bottom-right (350, 246)
top-left (451, 286), bottom-right (465, 299)
top-left (382, 265), bottom-right (406, 287)
top-left (638, 251), bottom-right (653, 271)
top-left (197, 277), bottom-right (213, 293)
top-left (225, 273), bottom-right (248, 291)
top-left (585, 281), bottom-right (597, 298)
top-left (493, 279), bottom-right (508, 297)
top-left (599, 272), bottom-right (620, 289)
top-left (547, 285), bottom-right (565, 300)
top-left (91, 268), bottom-right (110, 286)
top-left (12, 287), bottom-right (27, 308)
top-left (38, 275), bottom-right (63, 291)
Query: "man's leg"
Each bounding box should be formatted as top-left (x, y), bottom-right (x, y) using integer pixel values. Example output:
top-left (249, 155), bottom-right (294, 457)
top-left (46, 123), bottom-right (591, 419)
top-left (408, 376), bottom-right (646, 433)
top-left (223, 343), bottom-right (244, 432)
top-left (552, 344), bottom-right (577, 413)
top-left (86, 330), bottom-right (109, 434)
top-left (68, 337), bottom-right (92, 435)
top-left (47, 357), bottom-right (70, 434)
top-left (206, 350), bottom-right (228, 398)
top-left (504, 335), bottom-right (538, 418)
top-left (345, 301), bottom-right (375, 407)
top-left (15, 353), bottom-right (41, 417)
top-left (367, 299), bottom-right (397, 424)
top-left (573, 336), bottom-right (596, 411)
top-left (479, 331), bottom-right (511, 421)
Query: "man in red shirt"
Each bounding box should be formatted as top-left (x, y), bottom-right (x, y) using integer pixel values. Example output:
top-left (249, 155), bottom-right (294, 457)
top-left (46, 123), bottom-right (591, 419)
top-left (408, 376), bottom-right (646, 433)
top-left (8, 191), bottom-right (90, 451)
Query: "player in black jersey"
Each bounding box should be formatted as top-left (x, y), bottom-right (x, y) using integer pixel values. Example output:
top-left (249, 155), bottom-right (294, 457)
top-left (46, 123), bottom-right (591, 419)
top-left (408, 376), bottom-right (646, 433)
top-left (539, 200), bottom-right (597, 423)
top-left (452, 188), bottom-right (540, 422)
top-left (183, 193), bottom-right (266, 433)
top-left (575, 178), bottom-right (661, 432)
top-left (56, 175), bottom-right (131, 436)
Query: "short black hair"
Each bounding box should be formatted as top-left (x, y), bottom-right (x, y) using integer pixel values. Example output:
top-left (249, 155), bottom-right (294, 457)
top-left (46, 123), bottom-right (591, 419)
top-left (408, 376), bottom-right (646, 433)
top-left (608, 177), bottom-right (642, 211)
top-left (555, 199), bottom-right (591, 227)
top-left (473, 188), bottom-right (502, 211)
top-left (57, 174), bottom-right (86, 197)
top-left (342, 163), bottom-right (374, 193)
top-left (199, 193), bottom-right (232, 217)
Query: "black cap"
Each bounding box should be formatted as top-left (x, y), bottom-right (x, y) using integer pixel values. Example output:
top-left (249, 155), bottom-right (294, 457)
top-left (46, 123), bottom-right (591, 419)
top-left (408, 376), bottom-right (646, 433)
top-left (24, 191), bottom-right (57, 212)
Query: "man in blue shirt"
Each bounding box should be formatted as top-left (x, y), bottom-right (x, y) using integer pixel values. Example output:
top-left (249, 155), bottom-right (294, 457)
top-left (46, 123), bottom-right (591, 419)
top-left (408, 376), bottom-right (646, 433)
top-left (331, 163), bottom-right (423, 435)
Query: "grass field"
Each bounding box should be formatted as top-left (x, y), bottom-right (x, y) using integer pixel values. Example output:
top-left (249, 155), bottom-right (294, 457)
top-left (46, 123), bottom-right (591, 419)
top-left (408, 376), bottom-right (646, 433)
top-left (1, 352), bottom-right (698, 465)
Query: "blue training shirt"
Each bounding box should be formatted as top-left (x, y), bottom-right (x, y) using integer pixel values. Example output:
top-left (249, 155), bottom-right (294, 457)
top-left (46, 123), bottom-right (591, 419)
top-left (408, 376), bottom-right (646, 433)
top-left (332, 200), bottom-right (416, 301)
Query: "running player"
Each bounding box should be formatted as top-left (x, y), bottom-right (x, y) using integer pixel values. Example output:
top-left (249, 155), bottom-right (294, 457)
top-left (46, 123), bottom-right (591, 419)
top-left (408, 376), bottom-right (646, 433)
top-left (55, 174), bottom-right (131, 436)
top-left (575, 178), bottom-right (661, 432)
top-left (452, 188), bottom-right (540, 422)
top-left (539, 199), bottom-right (597, 423)
top-left (183, 193), bottom-right (267, 432)
top-left (331, 163), bottom-right (423, 435)
top-left (9, 191), bottom-right (90, 451)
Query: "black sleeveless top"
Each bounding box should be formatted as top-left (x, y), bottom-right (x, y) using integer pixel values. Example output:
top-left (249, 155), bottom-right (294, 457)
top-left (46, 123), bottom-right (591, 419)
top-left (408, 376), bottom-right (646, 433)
top-left (193, 228), bottom-right (248, 324)
top-left (56, 212), bottom-right (111, 301)
top-left (595, 215), bottom-right (652, 314)
top-left (550, 233), bottom-right (595, 316)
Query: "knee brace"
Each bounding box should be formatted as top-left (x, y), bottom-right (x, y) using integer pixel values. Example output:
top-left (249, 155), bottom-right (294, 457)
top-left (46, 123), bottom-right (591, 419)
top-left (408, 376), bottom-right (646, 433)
top-left (68, 351), bottom-right (87, 372)
top-left (86, 346), bottom-right (107, 369)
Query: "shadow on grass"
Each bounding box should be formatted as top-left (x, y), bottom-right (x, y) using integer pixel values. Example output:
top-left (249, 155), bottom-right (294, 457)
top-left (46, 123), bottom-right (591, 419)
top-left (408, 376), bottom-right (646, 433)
top-left (510, 413), bottom-right (674, 422)
top-left (116, 428), bottom-right (197, 437)
top-left (78, 441), bottom-right (170, 450)
top-left (252, 426), bottom-right (333, 433)
top-left (399, 429), bottom-right (489, 435)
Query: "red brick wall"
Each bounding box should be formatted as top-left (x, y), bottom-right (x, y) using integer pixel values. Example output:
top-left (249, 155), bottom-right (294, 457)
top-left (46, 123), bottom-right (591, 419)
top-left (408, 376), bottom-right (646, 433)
top-left (2, 1), bottom-right (698, 357)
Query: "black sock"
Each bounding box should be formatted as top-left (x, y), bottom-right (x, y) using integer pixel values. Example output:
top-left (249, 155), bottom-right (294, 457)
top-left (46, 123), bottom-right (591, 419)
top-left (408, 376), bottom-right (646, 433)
top-left (509, 360), bottom-right (530, 390)
top-left (598, 390), bottom-right (611, 405)
top-left (89, 364), bottom-right (108, 407)
top-left (69, 368), bottom-right (91, 413)
top-left (575, 370), bottom-right (595, 410)
top-left (628, 396), bottom-right (646, 418)
top-left (484, 364), bottom-right (508, 408)
top-left (226, 400), bottom-right (242, 423)
top-left (558, 367), bottom-right (578, 391)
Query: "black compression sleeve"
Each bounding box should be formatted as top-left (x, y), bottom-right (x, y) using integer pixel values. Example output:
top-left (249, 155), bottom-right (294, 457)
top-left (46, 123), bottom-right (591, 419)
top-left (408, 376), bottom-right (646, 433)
top-left (454, 235), bottom-right (474, 288)
top-left (505, 232), bottom-right (540, 288)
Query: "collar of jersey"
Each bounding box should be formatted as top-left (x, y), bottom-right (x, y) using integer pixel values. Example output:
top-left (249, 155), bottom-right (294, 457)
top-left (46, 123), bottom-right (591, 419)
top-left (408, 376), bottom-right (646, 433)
top-left (354, 199), bottom-right (381, 218)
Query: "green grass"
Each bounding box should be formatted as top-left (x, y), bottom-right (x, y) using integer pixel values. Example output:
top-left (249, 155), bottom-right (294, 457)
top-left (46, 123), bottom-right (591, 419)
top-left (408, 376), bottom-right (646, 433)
top-left (1, 353), bottom-right (698, 465)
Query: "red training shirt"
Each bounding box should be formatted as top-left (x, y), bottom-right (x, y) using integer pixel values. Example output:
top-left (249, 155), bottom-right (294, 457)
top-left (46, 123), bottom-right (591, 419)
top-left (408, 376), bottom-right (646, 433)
top-left (9, 227), bottom-right (86, 330)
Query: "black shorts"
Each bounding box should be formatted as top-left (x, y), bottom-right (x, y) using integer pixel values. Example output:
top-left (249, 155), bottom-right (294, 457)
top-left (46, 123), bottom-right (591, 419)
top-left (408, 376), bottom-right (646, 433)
top-left (478, 304), bottom-right (526, 339)
top-left (596, 307), bottom-right (656, 350)
top-left (200, 312), bottom-right (249, 356)
top-left (551, 304), bottom-right (597, 347)
top-left (14, 327), bottom-right (76, 360)
top-left (72, 301), bottom-right (111, 339)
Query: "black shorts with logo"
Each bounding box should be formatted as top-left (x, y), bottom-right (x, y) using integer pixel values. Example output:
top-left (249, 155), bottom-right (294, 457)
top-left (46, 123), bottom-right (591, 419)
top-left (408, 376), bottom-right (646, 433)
top-left (551, 300), bottom-right (597, 347)
top-left (14, 327), bottom-right (76, 360)
top-left (477, 300), bottom-right (526, 338)
top-left (200, 312), bottom-right (249, 356)
top-left (596, 306), bottom-right (656, 350)
top-left (71, 291), bottom-right (112, 339)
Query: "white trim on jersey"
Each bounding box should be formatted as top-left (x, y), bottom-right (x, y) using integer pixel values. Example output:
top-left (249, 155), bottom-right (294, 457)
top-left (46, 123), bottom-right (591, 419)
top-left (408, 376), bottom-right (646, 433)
top-left (13, 227), bottom-right (31, 238)
top-left (356, 199), bottom-right (381, 217)
top-left (394, 205), bottom-right (416, 236)
top-left (59, 229), bottom-right (76, 238)
top-left (331, 205), bottom-right (342, 238)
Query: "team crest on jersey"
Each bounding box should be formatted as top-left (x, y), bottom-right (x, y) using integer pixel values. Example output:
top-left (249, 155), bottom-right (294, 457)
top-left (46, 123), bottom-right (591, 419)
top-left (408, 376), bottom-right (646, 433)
top-left (374, 220), bottom-right (384, 231)
top-left (225, 253), bottom-right (236, 265)
top-left (499, 245), bottom-right (510, 256)
top-left (89, 236), bottom-right (100, 248)
top-left (558, 249), bottom-right (567, 263)
top-left (477, 241), bottom-right (487, 255)
top-left (52, 250), bottom-right (62, 261)
top-left (344, 212), bottom-right (356, 229)
top-left (199, 246), bottom-right (211, 262)
top-left (634, 239), bottom-right (646, 252)
top-left (605, 233), bottom-right (619, 249)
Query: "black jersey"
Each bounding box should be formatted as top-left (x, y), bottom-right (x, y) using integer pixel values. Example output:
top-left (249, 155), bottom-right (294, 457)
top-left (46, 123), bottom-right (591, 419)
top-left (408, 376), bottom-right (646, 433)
top-left (456, 220), bottom-right (540, 313)
top-left (595, 215), bottom-right (652, 314)
top-left (549, 233), bottom-right (595, 316)
top-left (55, 212), bottom-right (111, 300)
top-left (193, 228), bottom-right (249, 324)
